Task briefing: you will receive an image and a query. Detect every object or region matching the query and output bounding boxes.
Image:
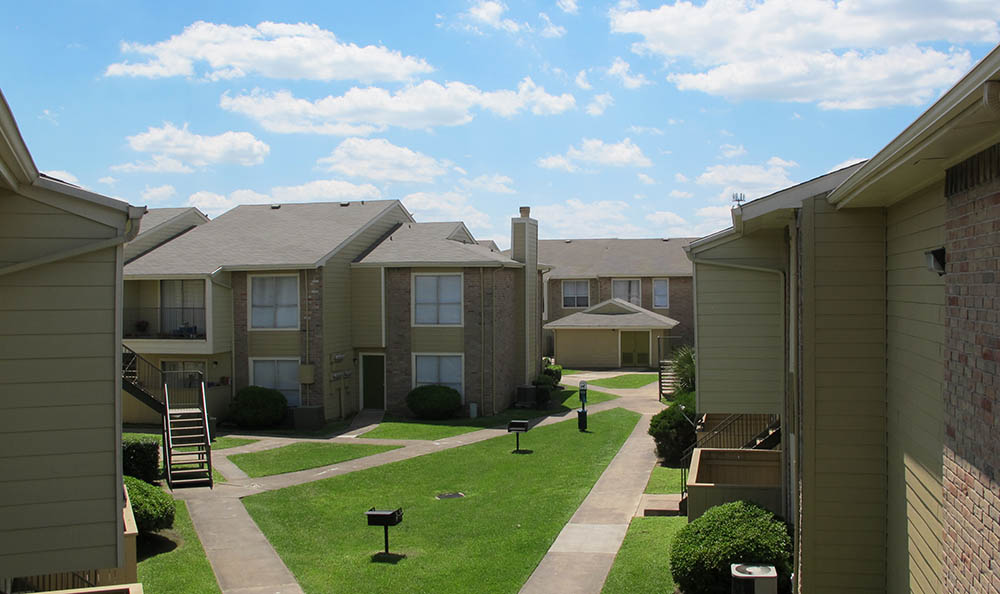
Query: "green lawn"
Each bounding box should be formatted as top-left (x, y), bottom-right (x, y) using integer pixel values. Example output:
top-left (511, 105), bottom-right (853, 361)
top-left (561, 369), bottom-right (583, 375)
top-left (360, 388), bottom-right (618, 441)
top-left (213, 468), bottom-right (226, 484)
top-left (602, 517), bottom-right (686, 594)
top-left (587, 374), bottom-right (658, 389)
top-left (244, 408), bottom-right (640, 594)
top-left (228, 442), bottom-right (402, 478)
top-left (212, 436), bottom-right (258, 450)
top-left (138, 500), bottom-right (221, 594)
top-left (644, 465), bottom-right (684, 494)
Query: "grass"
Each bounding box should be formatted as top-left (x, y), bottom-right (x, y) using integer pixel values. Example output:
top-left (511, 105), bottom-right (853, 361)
top-left (561, 369), bottom-right (583, 375)
top-left (227, 418), bottom-right (354, 438)
top-left (360, 388), bottom-right (618, 441)
top-left (211, 436), bottom-right (257, 450)
top-left (213, 468), bottom-right (226, 484)
top-left (644, 465), bottom-right (684, 494)
top-left (244, 408), bottom-right (640, 594)
top-left (601, 517), bottom-right (686, 594)
top-left (137, 500), bottom-right (221, 594)
top-left (229, 442), bottom-right (402, 478)
top-left (588, 374), bottom-right (659, 389)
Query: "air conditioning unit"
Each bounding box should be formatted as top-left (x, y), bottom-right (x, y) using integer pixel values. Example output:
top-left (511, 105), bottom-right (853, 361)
top-left (731, 564), bottom-right (777, 594)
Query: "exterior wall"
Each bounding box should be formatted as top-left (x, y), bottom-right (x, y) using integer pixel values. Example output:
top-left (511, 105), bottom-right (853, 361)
top-left (941, 153), bottom-right (1000, 593)
top-left (384, 268), bottom-right (412, 415)
top-left (248, 328), bottom-right (299, 356)
top-left (492, 268), bottom-right (520, 412)
top-left (232, 272), bottom-right (249, 391)
top-left (0, 192), bottom-right (122, 575)
top-left (350, 267), bottom-right (383, 349)
top-left (300, 268), bottom-right (323, 407)
top-left (212, 273), bottom-right (233, 354)
top-left (122, 350), bottom-right (234, 424)
top-left (799, 196), bottom-right (887, 593)
top-left (886, 184), bottom-right (946, 594)
top-left (554, 329), bottom-right (620, 368)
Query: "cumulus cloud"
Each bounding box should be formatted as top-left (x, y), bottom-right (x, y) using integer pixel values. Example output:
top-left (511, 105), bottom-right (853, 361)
top-left (41, 170), bottom-right (79, 185)
top-left (98, 176), bottom-right (118, 186)
top-left (116, 123), bottom-right (269, 174)
top-left (645, 210), bottom-right (686, 226)
top-left (111, 155), bottom-right (194, 174)
top-left (539, 12), bottom-right (566, 38)
top-left (647, 205), bottom-right (734, 237)
top-left (537, 137), bottom-right (651, 172)
top-left (105, 21), bottom-right (432, 82)
top-left (828, 157), bottom-right (867, 172)
top-left (557, 0), bottom-right (578, 14)
top-left (669, 189), bottom-right (693, 198)
top-left (403, 191), bottom-right (493, 230)
top-left (696, 156), bottom-right (799, 202)
top-left (463, 1), bottom-right (528, 34)
top-left (674, 173), bottom-right (689, 183)
top-left (637, 173), bottom-right (655, 185)
top-left (607, 57), bottom-right (650, 89)
top-left (187, 180), bottom-right (381, 217)
top-left (586, 93), bottom-right (614, 116)
top-left (534, 198), bottom-right (645, 237)
top-left (220, 77), bottom-right (574, 135)
top-left (628, 125), bottom-right (663, 135)
top-left (610, 0), bottom-right (996, 109)
top-left (317, 138), bottom-right (447, 183)
top-left (720, 143), bottom-right (747, 158)
top-left (458, 174), bottom-right (515, 194)
top-left (141, 184), bottom-right (176, 203)
top-left (575, 70), bottom-right (592, 90)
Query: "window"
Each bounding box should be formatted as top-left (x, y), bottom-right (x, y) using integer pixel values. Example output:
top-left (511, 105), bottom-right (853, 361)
top-left (562, 280), bottom-right (589, 308)
top-left (252, 359), bottom-right (300, 407)
top-left (251, 275), bottom-right (298, 329)
top-left (613, 279), bottom-right (641, 305)
top-left (653, 279), bottom-right (669, 308)
top-left (414, 354), bottom-right (463, 395)
top-left (414, 274), bottom-right (462, 325)
top-left (160, 279), bottom-right (205, 335)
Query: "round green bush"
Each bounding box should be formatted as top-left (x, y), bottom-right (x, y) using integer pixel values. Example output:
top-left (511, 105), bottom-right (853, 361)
top-left (532, 373), bottom-right (558, 407)
top-left (670, 501), bottom-right (792, 594)
top-left (122, 434), bottom-right (161, 483)
top-left (125, 475), bottom-right (175, 533)
top-left (648, 390), bottom-right (697, 465)
top-left (543, 363), bottom-right (563, 383)
top-left (230, 385), bottom-right (288, 428)
top-left (406, 385), bottom-right (462, 419)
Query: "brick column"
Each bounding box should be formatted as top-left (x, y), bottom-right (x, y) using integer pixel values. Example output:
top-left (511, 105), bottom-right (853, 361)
top-left (232, 272), bottom-right (249, 391)
top-left (385, 268), bottom-right (412, 415)
top-left (300, 268), bottom-right (324, 408)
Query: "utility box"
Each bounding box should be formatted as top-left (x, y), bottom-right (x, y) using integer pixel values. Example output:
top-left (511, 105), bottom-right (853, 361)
top-left (299, 364), bottom-right (315, 384)
top-left (731, 564), bottom-right (777, 594)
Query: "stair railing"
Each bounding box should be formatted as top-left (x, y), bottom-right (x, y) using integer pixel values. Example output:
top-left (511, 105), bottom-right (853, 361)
top-left (679, 413), bottom-right (780, 496)
top-left (122, 344), bottom-right (166, 411)
top-left (199, 379), bottom-right (214, 489)
top-left (162, 383), bottom-right (173, 489)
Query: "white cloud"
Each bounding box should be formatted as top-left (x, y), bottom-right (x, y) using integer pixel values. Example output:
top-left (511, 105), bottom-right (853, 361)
top-left (647, 205), bottom-right (735, 237)
top-left (187, 180), bottom-right (381, 217)
top-left (575, 70), bottom-right (592, 90)
top-left (696, 156), bottom-right (799, 202)
top-left (458, 174), bottom-right (515, 194)
top-left (535, 198), bottom-right (644, 237)
top-left (637, 173), bottom-right (655, 185)
top-left (646, 210), bottom-right (686, 226)
top-left (111, 155), bottom-right (195, 174)
top-left (125, 123), bottom-right (269, 169)
top-left (39, 109), bottom-right (59, 126)
top-left (317, 138), bottom-right (447, 183)
top-left (720, 143), bottom-right (747, 158)
top-left (42, 170), bottom-right (79, 185)
top-left (105, 21), bottom-right (432, 82)
top-left (667, 118), bottom-right (682, 125)
top-left (98, 176), bottom-right (118, 186)
top-left (538, 137), bottom-right (651, 172)
top-left (403, 191), bottom-right (492, 230)
top-left (464, 1), bottom-right (528, 34)
top-left (828, 157), bottom-right (867, 172)
top-left (611, 1), bottom-right (996, 109)
top-left (586, 93), bottom-right (614, 116)
top-left (557, 0), bottom-right (578, 15)
top-left (539, 13), bottom-right (566, 38)
top-left (141, 184), bottom-right (176, 203)
top-left (628, 125), bottom-right (663, 135)
top-left (669, 190), bottom-right (693, 198)
top-left (607, 57), bottom-right (650, 89)
top-left (221, 77), bottom-right (574, 135)
top-left (674, 173), bottom-right (689, 183)
top-left (186, 190), bottom-right (271, 217)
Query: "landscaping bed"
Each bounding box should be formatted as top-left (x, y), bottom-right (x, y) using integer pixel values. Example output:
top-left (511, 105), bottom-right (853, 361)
top-left (228, 442), bottom-right (402, 478)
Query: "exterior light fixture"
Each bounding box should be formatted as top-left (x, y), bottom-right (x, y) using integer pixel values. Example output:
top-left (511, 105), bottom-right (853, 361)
top-left (925, 247), bottom-right (946, 276)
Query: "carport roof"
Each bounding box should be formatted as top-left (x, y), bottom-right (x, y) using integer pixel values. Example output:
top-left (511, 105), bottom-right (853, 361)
top-left (544, 298), bottom-right (679, 330)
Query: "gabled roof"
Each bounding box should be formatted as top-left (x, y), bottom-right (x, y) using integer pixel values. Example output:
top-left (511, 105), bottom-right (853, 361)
top-left (544, 298), bottom-right (679, 330)
top-left (536, 237), bottom-right (696, 279)
top-left (137, 207), bottom-right (208, 233)
top-left (354, 221), bottom-right (522, 268)
top-left (477, 239), bottom-right (500, 251)
top-left (125, 200), bottom-right (411, 276)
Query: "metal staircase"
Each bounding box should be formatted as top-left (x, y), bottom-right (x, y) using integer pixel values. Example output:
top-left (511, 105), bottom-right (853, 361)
top-left (122, 345), bottom-right (213, 489)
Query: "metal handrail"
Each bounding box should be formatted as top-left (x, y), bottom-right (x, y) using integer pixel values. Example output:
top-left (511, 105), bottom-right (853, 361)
top-left (199, 380), bottom-right (214, 489)
top-left (163, 383), bottom-right (173, 489)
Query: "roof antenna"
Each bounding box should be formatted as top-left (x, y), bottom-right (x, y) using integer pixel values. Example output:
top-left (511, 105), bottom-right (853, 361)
top-left (731, 192), bottom-right (746, 207)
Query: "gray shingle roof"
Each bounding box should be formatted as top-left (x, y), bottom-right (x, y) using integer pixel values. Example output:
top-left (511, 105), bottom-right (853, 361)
top-left (136, 207), bottom-right (202, 235)
top-left (544, 298), bottom-right (679, 329)
top-left (125, 200), bottom-right (406, 275)
top-left (536, 237), bottom-right (696, 279)
top-left (355, 222), bottom-right (521, 267)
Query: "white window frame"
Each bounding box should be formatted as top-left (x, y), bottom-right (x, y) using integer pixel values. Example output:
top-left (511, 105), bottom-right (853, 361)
top-left (411, 352), bottom-right (465, 402)
top-left (249, 357), bottom-right (301, 407)
top-left (248, 273), bottom-right (300, 331)
top-left (561, 279), bottom-right (590, 309)
top-left (612, 278), bottom-right (642, 306)
top-left (411, 272), bottom-right (464, 327)
top-left (653, 278), bottom-right (670, 309)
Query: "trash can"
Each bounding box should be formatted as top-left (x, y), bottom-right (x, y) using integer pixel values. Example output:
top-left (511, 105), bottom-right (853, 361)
top-left (577, 408), bottom-right (587, 431)
top-left (731, 564), bottom-right (777, 594)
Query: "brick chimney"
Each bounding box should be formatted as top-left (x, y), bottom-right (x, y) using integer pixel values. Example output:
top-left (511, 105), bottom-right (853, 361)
top-left (511, 206), bottom-right (540, 384)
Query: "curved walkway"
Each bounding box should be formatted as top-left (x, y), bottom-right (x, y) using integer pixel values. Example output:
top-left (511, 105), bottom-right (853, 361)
top-left (176, 379), bottom-right (667, 594)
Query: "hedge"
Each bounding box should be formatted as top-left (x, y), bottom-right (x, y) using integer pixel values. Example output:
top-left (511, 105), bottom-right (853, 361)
top-left (122, 434), bottom-right (160, 483)
top-left (125, 475), bottom-right (175, 533)
top-left (647, 390), bottom-right (697, 465)
top-left (406, 385), bottom-right (462, 419)
top-left (231, 386), bottom-right (288, 428)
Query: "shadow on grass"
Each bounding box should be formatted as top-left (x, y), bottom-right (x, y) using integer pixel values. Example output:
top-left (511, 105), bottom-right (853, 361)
top-left (511, 449), bottom-right (534, 455)
top-left (137, 532), bottom-right (179, 562)
top-left (370, 552), bottom-right (407, 564)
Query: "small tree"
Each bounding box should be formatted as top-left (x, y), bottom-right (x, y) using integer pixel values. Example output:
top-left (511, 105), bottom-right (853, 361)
top-left (670, 345), bottom-right (696, 392)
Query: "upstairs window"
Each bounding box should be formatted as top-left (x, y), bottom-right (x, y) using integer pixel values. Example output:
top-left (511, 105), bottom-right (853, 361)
top-left (653, 279), bottom-right (670, 308)
top-left (414, 274), bottom-right (462, 325)
top-left (251, 275), bottom-right (298, 329)
top-left (562, 280), bottom-right (590, 308)
top-left (613, 279), bottom-right (641, 306)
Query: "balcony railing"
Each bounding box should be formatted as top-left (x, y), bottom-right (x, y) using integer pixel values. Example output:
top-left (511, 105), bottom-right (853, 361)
top-left (123, 307), bottom-right (206, 339)
top-left (686, 448), bottom-right (782, 521)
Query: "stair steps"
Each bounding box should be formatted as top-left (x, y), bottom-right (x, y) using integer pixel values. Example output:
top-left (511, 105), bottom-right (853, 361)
top-left (164, 410), bottom-right (212, 488)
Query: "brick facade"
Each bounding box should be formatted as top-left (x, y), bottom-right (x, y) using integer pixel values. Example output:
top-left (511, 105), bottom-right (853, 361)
top-left (232, 271), bottom-right (249, 390)
top-left (942, 150), bottom-right (1000, 593)
top-left (384, 268), bottom-right (412, 415)
top-left (300, 268), bottom-right (324, 407)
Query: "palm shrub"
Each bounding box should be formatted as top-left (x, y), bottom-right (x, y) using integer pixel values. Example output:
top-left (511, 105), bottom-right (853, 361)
top-left (231, 386), bottom-right (288, 428)
top-left (670, 501), bottom-right (793, 594)
top-left (406, 385), bottom-right (462, 419)
top-left (125, 475), bottom-right (175, 533)
top-left (670, 345), bottom-right (696, 392)
top-left (647, 390), bottom-right (697, 465)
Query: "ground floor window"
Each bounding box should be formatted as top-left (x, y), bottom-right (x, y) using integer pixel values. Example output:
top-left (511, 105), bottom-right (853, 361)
top-left (252, 359), bottom-right (300, 406)
top-left (161, 360), bottom-right (206, 388)
top-left (414, 354), bottom-right (463, 396)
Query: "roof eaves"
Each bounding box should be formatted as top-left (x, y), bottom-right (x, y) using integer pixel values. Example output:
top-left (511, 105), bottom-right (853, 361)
top-left (316, 201), bottom-right (411, 267)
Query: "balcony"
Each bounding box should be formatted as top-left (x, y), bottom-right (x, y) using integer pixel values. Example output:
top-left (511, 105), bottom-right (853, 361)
top-left (686, 448), bottom-right (782, 521)
top-left (124, 307), bottom-right (206, 340)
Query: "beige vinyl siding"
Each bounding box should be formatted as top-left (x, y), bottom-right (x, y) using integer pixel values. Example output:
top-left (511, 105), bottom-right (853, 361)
top-left (0, 193), bottom-right (121, 575)
top-left (885, 185), bottom-right (945, 594)
top-left (212, 273), bottom-right (233, 353)
top-left (248, 330), bottom-right (300, 357)
top-left (412, 327), bottom-right (464, 352)
top-left (351, 267), bottom-right (382, 348)
top-left (323, 204), bottom-right (411, 419)
top-left (553, 329), bottom-right (619, 368)
top-left (800, 196), bottom-right (887, 593)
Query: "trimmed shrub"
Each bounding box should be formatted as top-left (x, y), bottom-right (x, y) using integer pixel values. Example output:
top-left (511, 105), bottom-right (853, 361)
top-left (532, 373), bottom-right (558, 407)
top-left (231, 386), bottom-right (288, 428)
top-left (670, 501), bottom-right (793, 594)
top-left (122, 434), bottom-right (160, 483)
top-left (542, 364), bottom-right (563, 383)
top-left (406, 385), bottom-right (462, 420)
top-left (648, 390), bottom-right (697, 465)
top-left (670, 345), bottom-right (696, 393)
top-left (125, 475), bottom-right (175, 533)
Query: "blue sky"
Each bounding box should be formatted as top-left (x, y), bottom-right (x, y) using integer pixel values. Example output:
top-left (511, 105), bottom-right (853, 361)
top-left (3, 1), bottom-right (999, 247)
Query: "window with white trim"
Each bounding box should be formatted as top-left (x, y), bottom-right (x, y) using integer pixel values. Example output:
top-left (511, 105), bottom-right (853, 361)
top-left (653, 279), bottom-right (669, 308)
top-left (414, 274), bottom-right (462, 325)
top-left (414, 355), bottom-right (463, 395)
top-left (613, 279), bottom-right (641, 305)
top-left (252, 359), bottom-right (300, 407)
top-left (562, 280), bottom-right (589, 308)
top-left (251, 275), bottom-right (298, 329)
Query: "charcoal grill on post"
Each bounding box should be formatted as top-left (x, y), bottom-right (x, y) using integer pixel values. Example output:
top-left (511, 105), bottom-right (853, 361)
top-left (365, 507), bottom-right (403, 554)
top-left (508, 419), bottom-right (529, 452)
